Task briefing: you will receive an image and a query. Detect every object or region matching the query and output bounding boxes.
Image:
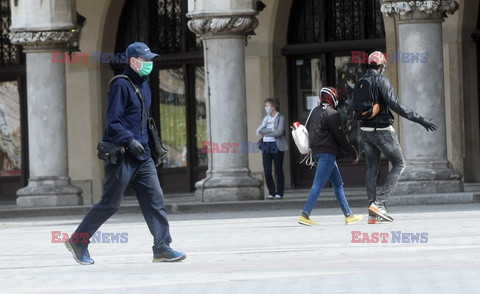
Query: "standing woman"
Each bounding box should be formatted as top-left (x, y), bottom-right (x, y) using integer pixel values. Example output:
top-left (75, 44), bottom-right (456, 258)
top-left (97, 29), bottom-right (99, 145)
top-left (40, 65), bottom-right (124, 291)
top-left (298, 87), bottom-right (363, 226)
top-left (256, 98), bottom-right (288, 199)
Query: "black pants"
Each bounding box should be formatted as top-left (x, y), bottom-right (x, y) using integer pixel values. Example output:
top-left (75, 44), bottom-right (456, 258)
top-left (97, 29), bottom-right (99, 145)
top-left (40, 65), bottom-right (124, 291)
top-left (72, 156), bottom-right (172, 254)
top-left (261, 142), bottom-right (284, 197)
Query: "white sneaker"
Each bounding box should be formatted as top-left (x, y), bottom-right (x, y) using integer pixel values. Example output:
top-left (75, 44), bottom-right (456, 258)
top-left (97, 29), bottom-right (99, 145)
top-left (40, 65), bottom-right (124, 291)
top-left (368, 202), bottom-right (393, 222)
top-left (274, 195), bottom-right (283, 199)
top-left (268, 195), bottom-right (274, 199)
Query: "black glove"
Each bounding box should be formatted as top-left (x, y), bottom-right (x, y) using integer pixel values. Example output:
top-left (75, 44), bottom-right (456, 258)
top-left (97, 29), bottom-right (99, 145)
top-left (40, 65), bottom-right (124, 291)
top-left (128, 139), bottom-right (146, 156)
top-left (419, 117), bottom-right (437, 132)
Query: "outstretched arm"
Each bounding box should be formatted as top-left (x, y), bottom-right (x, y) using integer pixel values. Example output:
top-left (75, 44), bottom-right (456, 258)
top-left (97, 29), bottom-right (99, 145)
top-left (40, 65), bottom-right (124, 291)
top-left (377, 77), bottom-right (437, 131)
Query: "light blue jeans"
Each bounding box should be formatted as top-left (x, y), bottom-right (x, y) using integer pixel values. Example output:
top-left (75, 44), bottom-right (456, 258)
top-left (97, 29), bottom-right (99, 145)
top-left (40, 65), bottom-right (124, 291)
top-left (302, 153), bottom-right (352, 216)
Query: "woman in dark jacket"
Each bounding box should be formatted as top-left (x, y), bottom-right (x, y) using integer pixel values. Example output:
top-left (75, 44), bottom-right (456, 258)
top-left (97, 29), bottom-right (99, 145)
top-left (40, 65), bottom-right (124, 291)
top-left (298, 87), bottom-right (363, 226)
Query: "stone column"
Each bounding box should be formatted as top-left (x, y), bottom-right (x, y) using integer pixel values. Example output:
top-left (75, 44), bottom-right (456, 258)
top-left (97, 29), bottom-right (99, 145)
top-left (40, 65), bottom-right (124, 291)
top-left (187, 0), bottom-right (263, 202)
top-left (9, 0), bottom-right (82, 207)
top-left (381, 0), bottom-right (462, 194)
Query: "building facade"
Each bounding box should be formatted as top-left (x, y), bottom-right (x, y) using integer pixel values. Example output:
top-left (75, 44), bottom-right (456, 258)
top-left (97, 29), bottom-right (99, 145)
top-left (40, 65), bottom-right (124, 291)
top-left (0, 0), bottom-right (479, 206)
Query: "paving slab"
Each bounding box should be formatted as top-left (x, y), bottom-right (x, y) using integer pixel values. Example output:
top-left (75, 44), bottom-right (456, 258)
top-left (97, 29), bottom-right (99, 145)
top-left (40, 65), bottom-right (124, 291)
top-left (0, 204), bottom-right (479, 293)
top-left (1, 191), bottom-right (479, 218)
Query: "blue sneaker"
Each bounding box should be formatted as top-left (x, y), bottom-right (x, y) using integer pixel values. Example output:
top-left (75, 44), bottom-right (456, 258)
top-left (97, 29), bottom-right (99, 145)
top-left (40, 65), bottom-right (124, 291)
top-left (153, 249), bottom-right (186, 262)
top-left (65, 239), bottom-right (94, 265)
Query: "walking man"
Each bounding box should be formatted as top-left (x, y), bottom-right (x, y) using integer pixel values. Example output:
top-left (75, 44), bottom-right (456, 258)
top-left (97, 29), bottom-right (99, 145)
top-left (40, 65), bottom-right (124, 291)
top-left (65, 42), bottom-right (186, 264)
top-left (356, 51), bottom-right (437, 224)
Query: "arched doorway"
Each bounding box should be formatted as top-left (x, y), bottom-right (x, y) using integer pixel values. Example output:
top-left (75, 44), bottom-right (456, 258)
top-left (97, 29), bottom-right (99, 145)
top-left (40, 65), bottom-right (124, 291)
top-left (283, 0), bottom-right (388, 188)
top-left (0, 0), bottom-right (27, 203)
top-left (112, 0), bottom-right (206, 194)
top-left (474, 3), bottom-right (480, 179)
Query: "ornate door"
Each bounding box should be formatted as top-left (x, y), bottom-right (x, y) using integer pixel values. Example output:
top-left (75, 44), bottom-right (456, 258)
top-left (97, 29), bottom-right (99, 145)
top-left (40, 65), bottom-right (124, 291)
top-left (284, 0), bottom-right (388, 188)
top-left (0, 0), bottom-right (27, 203)
top-left (114, 0), bottom-right (206, 194)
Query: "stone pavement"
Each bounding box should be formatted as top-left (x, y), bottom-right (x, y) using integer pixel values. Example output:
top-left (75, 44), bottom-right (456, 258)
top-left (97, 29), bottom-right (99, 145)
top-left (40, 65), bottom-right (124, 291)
top-left (0, 204), bottom-right (479, 293)
top-left (1, 188), bottom-right (479, 218)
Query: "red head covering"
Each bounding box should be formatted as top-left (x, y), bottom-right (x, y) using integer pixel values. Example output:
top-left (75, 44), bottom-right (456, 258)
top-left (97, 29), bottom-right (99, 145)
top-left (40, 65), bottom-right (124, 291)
top-left (368, 51), bottom-right (387, 65)
top-left (320, 87), bottom-right (339, 108)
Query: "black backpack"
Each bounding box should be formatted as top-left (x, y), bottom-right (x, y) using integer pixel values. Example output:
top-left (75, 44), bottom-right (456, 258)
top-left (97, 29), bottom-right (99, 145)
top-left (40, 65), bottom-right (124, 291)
top-left (353, 76), bottom-right (380, 121)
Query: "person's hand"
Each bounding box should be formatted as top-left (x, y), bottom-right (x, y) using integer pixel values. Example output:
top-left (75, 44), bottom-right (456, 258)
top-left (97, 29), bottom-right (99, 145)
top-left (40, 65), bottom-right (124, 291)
top-left (128, 139), bottom-right (146, 156)
top-left (352, 155), bottom-right (359, 165)
top-left (419, 117), bottom-right (437, 132)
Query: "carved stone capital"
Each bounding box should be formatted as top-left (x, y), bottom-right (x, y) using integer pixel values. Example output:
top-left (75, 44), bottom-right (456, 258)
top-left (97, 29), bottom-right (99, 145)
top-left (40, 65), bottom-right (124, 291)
top-left (9, 29), bottom-right (80, 51)
top-left (381, 1), bottom-right (459, 21)
top-left (187, 16), bottom-right (258, 38)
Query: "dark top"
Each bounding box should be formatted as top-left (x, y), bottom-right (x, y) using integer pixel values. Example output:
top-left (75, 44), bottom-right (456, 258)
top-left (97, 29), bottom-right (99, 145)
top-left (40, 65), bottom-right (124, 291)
top-left (307, 103), bottom-right (357, 159)
top-left (102, 65), bottom-right (151, 161)
top-left (359, 69), bottom-right (424, 128)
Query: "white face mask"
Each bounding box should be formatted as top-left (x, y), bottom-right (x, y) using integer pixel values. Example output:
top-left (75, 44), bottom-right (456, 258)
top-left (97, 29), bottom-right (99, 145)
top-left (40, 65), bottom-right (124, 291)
top-left (380, 64), bottom-right (387, 75)
top-left (265, 106), bottom-right (272, 115)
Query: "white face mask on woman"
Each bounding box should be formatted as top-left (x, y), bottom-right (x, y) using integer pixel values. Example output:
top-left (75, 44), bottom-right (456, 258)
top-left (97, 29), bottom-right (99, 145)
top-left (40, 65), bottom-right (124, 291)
top-left (265, 106), bottom-right (273, 115)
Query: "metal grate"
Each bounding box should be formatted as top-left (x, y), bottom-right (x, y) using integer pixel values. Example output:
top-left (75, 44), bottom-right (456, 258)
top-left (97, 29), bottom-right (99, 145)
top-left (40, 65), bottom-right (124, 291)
top-left (366, 0), bottom-right (386, 39)
top-left (117, 0), bottom-right (201, 55)
top-left (288, 0), bottom-right (322, 44)
top-left (157, 0), bottom-right (182, 53)
top-left (288, 0), bottom-right (385, 44)
top-left (0, 0), bottom-right (19, 66)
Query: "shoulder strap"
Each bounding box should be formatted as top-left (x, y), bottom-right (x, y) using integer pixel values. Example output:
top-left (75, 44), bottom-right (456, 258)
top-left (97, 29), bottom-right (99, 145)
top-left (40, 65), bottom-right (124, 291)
top-left (304, 105), bottom-right (317, 127)
top-left (108, 74), bottom-right (148, 135)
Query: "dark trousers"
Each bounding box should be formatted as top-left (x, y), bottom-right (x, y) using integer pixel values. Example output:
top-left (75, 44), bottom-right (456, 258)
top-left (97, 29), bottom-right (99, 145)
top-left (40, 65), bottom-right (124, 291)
top-left (261, 141), bottom-right (285, 197)
top-left (361, 130), bottom-right (405, 206)
top-left (73, 155), bottom-right (172, 254)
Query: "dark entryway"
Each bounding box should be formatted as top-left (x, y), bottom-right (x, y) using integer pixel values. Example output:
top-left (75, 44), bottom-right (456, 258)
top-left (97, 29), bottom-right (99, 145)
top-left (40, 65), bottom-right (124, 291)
top-left (113, 0), bottom-right (206, 194)
top-left (0, 0), bottom-right (27, 203)
top-left (283, 0), bottom-right (388, 189)
top-left (474, 4), bottom-right (480, 166)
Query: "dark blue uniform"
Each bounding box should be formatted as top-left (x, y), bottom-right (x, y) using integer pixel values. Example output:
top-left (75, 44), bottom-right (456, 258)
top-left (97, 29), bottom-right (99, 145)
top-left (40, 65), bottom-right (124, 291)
top-left (102, 65), bottom-right (151, 161)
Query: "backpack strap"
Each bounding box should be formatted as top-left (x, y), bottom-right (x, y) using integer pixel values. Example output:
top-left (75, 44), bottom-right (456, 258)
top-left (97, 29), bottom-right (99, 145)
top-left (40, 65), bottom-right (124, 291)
top-left (304, 104), bottom-right (317, 128)
top-left (108, 75), bottom-right (148, 135)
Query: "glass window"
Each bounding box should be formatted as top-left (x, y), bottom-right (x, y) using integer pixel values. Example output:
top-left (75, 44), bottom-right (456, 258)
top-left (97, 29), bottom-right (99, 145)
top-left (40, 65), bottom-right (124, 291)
top-left (0, 81), bottom-right (21, 176)
top-left (159, 68), bottom-right (187, 167)
top-left (195, 66), bottom-right (207, 167)
top-left (334, 55), bottom-right (365, 154)
top-left (295, 57), bottom-right (326, 121)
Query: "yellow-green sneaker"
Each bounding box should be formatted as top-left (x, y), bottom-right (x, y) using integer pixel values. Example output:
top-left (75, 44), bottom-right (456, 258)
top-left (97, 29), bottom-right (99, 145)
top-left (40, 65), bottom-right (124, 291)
top-left (298, 213), bottom-right (318, 226)
top-left (345, 214), bottom-right (364, 225)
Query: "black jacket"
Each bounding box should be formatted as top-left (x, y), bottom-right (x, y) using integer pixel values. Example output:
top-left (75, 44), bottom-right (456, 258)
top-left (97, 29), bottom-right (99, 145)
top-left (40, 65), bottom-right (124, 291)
top-left (307, 103), bottom-right (357, 159)
top-left (359, 69), bottom-right (424, 128)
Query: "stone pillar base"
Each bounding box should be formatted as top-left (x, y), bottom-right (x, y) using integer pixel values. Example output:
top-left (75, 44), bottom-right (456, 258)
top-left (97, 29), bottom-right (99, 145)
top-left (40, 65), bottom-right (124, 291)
top-left (17, 178), bottom-right (83, 208)
top-left (395, 161), bottom-right (463, 194)
top-left (195, 172), bottom-right (263, 202)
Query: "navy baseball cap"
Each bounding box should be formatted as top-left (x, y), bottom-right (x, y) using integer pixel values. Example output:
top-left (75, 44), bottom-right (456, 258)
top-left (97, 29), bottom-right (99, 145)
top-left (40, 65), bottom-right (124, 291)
top-left (126, 42), bottom-right (159, 60)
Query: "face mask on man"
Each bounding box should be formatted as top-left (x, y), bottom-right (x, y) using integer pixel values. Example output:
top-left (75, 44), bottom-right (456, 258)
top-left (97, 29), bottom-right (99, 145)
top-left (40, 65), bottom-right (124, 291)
top-left (380, 64), bottom-right (387, 75)
top-left (134, 58), bottom-right (153, 76)
top-left (265, 106), bottom-right (272, 115)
